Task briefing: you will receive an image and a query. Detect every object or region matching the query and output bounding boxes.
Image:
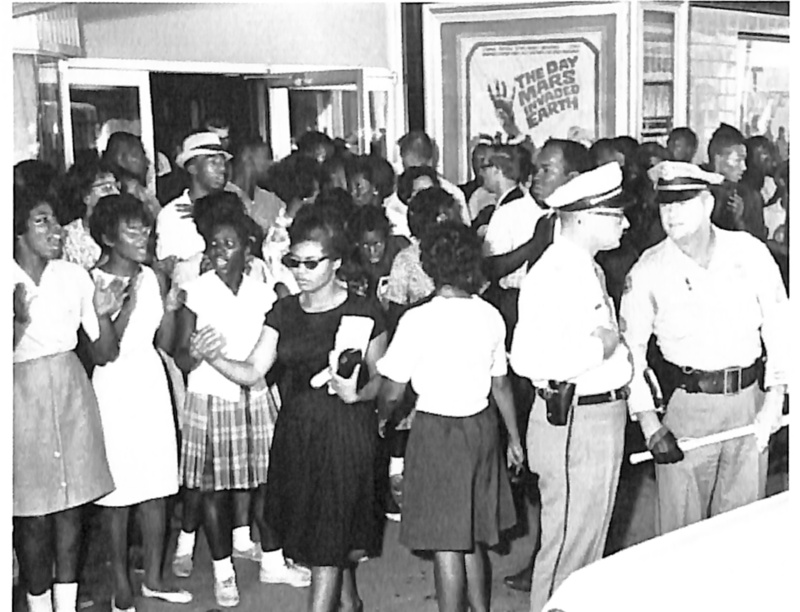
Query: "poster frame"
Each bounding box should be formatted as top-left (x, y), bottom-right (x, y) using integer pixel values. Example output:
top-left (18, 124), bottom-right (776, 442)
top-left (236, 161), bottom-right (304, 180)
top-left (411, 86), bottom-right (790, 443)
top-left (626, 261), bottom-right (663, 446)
top-left (422, 1), bottom-right (632, 184)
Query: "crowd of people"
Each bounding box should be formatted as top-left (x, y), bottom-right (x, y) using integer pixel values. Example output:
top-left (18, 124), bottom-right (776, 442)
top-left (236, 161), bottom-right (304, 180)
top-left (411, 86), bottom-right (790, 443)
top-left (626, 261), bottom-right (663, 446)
top-left (13, 117), bottom-right (789, 612)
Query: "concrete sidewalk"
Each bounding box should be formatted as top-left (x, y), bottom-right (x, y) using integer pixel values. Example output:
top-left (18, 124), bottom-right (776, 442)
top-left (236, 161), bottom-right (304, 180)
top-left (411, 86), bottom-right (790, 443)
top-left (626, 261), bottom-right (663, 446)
top-left (13, 446), bottom-right (788, 612)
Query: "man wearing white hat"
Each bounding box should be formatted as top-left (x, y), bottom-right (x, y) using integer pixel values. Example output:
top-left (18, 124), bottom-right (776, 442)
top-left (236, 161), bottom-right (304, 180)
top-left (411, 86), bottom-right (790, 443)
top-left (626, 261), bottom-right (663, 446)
top-left (620, 161), bottom-right (788, 536)
top-left (510, 162), bottom-right (633, 612)
top-left (155, 131), bottom-right (232, 289)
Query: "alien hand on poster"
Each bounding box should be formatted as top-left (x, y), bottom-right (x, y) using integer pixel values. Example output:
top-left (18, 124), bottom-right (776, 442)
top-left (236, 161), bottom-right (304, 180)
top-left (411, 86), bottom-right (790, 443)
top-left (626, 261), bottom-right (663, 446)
top-left (487, 80), bottom-right (522, 141)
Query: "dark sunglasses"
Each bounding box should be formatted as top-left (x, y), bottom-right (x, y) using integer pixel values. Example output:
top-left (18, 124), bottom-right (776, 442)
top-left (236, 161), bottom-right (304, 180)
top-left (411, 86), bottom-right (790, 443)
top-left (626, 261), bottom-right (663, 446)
top-left (282, 254), bottom-right (329, 270)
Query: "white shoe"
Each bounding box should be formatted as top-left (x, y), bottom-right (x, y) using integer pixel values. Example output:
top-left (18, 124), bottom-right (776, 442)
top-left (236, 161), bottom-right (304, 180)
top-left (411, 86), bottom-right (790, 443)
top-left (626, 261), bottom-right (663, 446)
top-left (286, 559), bottom-right (311, 581)
top-left (171, 552), bottom-right (193, 578)
top-left (259, 560), bottom-right (311, 588)
top-left (214, 575), bottom-right (240, 608)
top-left (232, 544), bottom-right (262, 562)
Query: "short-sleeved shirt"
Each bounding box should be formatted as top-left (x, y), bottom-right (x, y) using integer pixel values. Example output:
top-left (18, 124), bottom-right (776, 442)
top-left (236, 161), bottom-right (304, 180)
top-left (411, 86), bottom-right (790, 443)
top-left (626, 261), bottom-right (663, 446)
top-left (13, 259), bottom-right (100, 363)
top-left (265, 293), bottom-right (386, 407)
top-left (378, 295), bottom-right (507, 418)
top-left (620, 228), bottom-right (789, 417)
top-left (510, 238), bottom-right (633, 395)
top-left (184, 271), bottom-right (277, 401)
top-left (483, 186), bottom-right (546, 289)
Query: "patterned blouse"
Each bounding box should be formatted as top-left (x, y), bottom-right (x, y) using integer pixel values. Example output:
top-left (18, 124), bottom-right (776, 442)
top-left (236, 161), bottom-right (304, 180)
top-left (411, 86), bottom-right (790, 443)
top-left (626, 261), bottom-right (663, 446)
top-left (62, 219), bottom-right (103, 271)
top-left (384, 240), bottom-right (435, 307)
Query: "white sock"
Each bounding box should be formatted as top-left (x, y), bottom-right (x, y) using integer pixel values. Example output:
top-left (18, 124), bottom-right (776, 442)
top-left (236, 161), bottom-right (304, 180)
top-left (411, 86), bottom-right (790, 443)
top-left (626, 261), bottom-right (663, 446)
top-left (53, 582), bottom-right (77, 612)
top-left (232, 526), bottom-right (255, 551)
top-left (212, 557), bottom-right (235, 583)
top-left (260, 548), bottom-right (285, 571)
top-left (389, 457), bottom-right (405, 477)
top-left (26, 590), bottom-right (53, 612)
top-left (175, 530), bottom-right (196, 558)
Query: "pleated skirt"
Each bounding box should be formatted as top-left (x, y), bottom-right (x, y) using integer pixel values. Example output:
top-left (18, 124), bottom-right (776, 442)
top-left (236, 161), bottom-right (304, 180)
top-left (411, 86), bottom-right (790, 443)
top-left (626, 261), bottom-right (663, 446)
top-left (180, 379), bottom-right (278, 491)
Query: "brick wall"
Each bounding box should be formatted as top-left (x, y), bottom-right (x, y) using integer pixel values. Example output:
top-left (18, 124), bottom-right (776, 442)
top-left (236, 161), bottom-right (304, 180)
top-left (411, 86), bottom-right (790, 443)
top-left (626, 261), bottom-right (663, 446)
top-left (687, 7), bottom-right (789, 163)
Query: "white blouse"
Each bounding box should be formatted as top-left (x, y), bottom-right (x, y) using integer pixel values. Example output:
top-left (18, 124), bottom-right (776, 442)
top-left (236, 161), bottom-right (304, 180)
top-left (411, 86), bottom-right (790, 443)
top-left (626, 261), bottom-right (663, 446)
top-left (183, 271), bottom-right (277, 401)
top-left (378, 295), bottom-right (508, 418)
top-left (13, 259), bottom-right (100, 363)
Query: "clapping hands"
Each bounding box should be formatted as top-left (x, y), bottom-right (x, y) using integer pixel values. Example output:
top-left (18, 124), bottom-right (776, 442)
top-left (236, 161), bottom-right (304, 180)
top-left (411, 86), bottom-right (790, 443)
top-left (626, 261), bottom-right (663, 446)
top-left (189, 325), bottom-right (226, 362)
top-left (93, 277), bottom-right (127, 317)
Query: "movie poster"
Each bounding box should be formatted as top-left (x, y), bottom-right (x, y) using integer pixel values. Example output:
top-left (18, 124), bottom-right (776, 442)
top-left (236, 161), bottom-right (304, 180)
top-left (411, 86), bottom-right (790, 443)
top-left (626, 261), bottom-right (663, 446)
top-left (465, 36), bottom-right (601, 148)
top-left (736, 36), bottom-right (789, 160)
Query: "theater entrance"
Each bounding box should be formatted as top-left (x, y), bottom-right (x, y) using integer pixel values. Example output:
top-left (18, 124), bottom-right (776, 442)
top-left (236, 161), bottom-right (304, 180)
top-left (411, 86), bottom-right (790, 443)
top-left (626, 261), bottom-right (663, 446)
top-left (58, 59), bottom-right (399, 190)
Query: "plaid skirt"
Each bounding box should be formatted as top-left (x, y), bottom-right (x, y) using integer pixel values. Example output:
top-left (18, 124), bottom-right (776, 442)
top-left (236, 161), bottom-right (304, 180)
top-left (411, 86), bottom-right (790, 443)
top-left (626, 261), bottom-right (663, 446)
top-left (180, 379), bottom-right (278, 491)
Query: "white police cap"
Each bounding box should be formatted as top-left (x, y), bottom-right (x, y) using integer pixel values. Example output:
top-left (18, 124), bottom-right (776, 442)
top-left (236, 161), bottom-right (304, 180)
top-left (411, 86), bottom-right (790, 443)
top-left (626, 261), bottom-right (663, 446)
top-left (545, 162), bottom-right (627, 212)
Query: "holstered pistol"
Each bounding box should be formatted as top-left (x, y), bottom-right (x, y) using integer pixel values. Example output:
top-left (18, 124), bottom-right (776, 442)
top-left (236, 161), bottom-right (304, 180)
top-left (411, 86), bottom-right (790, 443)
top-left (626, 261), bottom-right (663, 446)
top-left (545, 380), bottom-right (577, 427)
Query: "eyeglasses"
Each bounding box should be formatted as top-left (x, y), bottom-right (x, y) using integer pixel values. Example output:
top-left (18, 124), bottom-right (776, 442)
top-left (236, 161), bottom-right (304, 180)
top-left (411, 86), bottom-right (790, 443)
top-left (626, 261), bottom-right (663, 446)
top-left (282, 254), bottom-right (329, 270)
top-left (91, 180), bottom-right (121, 195)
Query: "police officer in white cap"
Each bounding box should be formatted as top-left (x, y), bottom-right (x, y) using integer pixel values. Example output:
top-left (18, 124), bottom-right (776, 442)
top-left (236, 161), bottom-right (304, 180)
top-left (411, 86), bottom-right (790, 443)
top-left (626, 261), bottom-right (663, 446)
top-left (620, 161), bottom-right (789, 536)
top-left (510, 162), bottom-right (633, 612)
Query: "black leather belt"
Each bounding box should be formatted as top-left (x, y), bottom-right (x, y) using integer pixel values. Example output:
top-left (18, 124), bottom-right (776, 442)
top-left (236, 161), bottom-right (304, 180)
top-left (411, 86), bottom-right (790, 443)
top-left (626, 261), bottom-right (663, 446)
top-left (664, 360), bottom-right (759, 395)
top-left (536, 385), bottom-right (629, 406)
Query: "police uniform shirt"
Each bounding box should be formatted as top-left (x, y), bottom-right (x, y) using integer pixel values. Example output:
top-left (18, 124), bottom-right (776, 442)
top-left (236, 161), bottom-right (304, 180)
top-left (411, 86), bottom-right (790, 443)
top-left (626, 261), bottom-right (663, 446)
top-left (620, 227), bottom-right (789, 417)
top-left (483, 186), bottom-right (546, 290)
top-left (510, 237), bottom-right (633, 395)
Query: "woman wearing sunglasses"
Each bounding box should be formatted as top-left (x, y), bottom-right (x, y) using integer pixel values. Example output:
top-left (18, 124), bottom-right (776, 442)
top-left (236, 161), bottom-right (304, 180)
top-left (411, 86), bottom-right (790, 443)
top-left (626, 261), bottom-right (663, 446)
top-left (172, 199), bottom-right (309, 608)
top-left (203, 204), bottom-right (388, 612)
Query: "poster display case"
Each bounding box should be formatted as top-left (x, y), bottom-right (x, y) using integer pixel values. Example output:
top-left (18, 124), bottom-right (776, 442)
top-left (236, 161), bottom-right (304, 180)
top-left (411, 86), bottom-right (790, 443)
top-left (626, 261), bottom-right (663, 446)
top-left (423, 2), bottom-right (633, 183)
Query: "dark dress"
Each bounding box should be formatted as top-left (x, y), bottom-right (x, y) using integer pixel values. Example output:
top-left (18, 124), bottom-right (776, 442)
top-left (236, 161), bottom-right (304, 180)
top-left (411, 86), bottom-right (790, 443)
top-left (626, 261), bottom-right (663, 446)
top-left (264, 293), bottom-right (385, 567)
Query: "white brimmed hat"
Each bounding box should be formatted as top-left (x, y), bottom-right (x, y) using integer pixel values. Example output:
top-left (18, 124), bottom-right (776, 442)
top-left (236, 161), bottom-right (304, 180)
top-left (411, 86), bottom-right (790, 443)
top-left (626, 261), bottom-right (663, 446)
top-left (648, 161), bottom-right (724, 204)
top-left (175, 132), bottom-right (233, 169)
top-left (545, 162), bottom-right (628, 212)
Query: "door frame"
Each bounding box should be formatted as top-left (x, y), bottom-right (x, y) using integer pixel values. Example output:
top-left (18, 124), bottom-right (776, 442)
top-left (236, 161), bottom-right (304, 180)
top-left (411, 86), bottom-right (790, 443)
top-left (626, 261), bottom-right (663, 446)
top-left (60, 59), bottom-right (401, 169)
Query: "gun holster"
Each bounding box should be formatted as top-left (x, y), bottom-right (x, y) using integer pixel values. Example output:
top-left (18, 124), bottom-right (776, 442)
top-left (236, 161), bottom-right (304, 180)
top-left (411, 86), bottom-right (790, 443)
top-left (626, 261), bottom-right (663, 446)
top-left (543, 380), bottom-right (577, 427)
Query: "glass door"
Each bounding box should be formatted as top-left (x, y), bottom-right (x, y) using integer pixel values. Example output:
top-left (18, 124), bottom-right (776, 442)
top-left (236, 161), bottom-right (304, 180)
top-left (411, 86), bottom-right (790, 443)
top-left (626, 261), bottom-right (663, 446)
top-left (59, 64), bottom-right (155, 192)
top-left (257, 68), bottom-right (396, 161)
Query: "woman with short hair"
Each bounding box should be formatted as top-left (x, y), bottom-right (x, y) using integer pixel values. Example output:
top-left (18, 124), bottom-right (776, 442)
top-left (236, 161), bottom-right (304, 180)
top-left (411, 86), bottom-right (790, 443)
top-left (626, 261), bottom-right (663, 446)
top-left (172, 202), bottom-right (306, 607)
top-left (13, 186), bottom-right (121, 612)
top-left (200, 204), bottom-right (388, 612)
top-left (378, 221), bottom-right (523, 612)
top-left (88, 193), bottom-right (190, 610)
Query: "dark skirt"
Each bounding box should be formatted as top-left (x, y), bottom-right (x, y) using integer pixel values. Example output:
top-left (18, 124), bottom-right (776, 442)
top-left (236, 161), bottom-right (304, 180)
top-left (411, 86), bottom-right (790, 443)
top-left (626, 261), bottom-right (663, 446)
top-left (400, 406), bottom-right (516, 551)
top-left (264, 390), bottom-right (379, 567)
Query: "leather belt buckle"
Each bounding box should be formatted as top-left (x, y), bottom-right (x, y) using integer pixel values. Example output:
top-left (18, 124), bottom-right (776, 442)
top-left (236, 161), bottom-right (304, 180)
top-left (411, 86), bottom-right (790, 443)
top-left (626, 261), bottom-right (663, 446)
top-left (723, 367), bottom-right (742, 395)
